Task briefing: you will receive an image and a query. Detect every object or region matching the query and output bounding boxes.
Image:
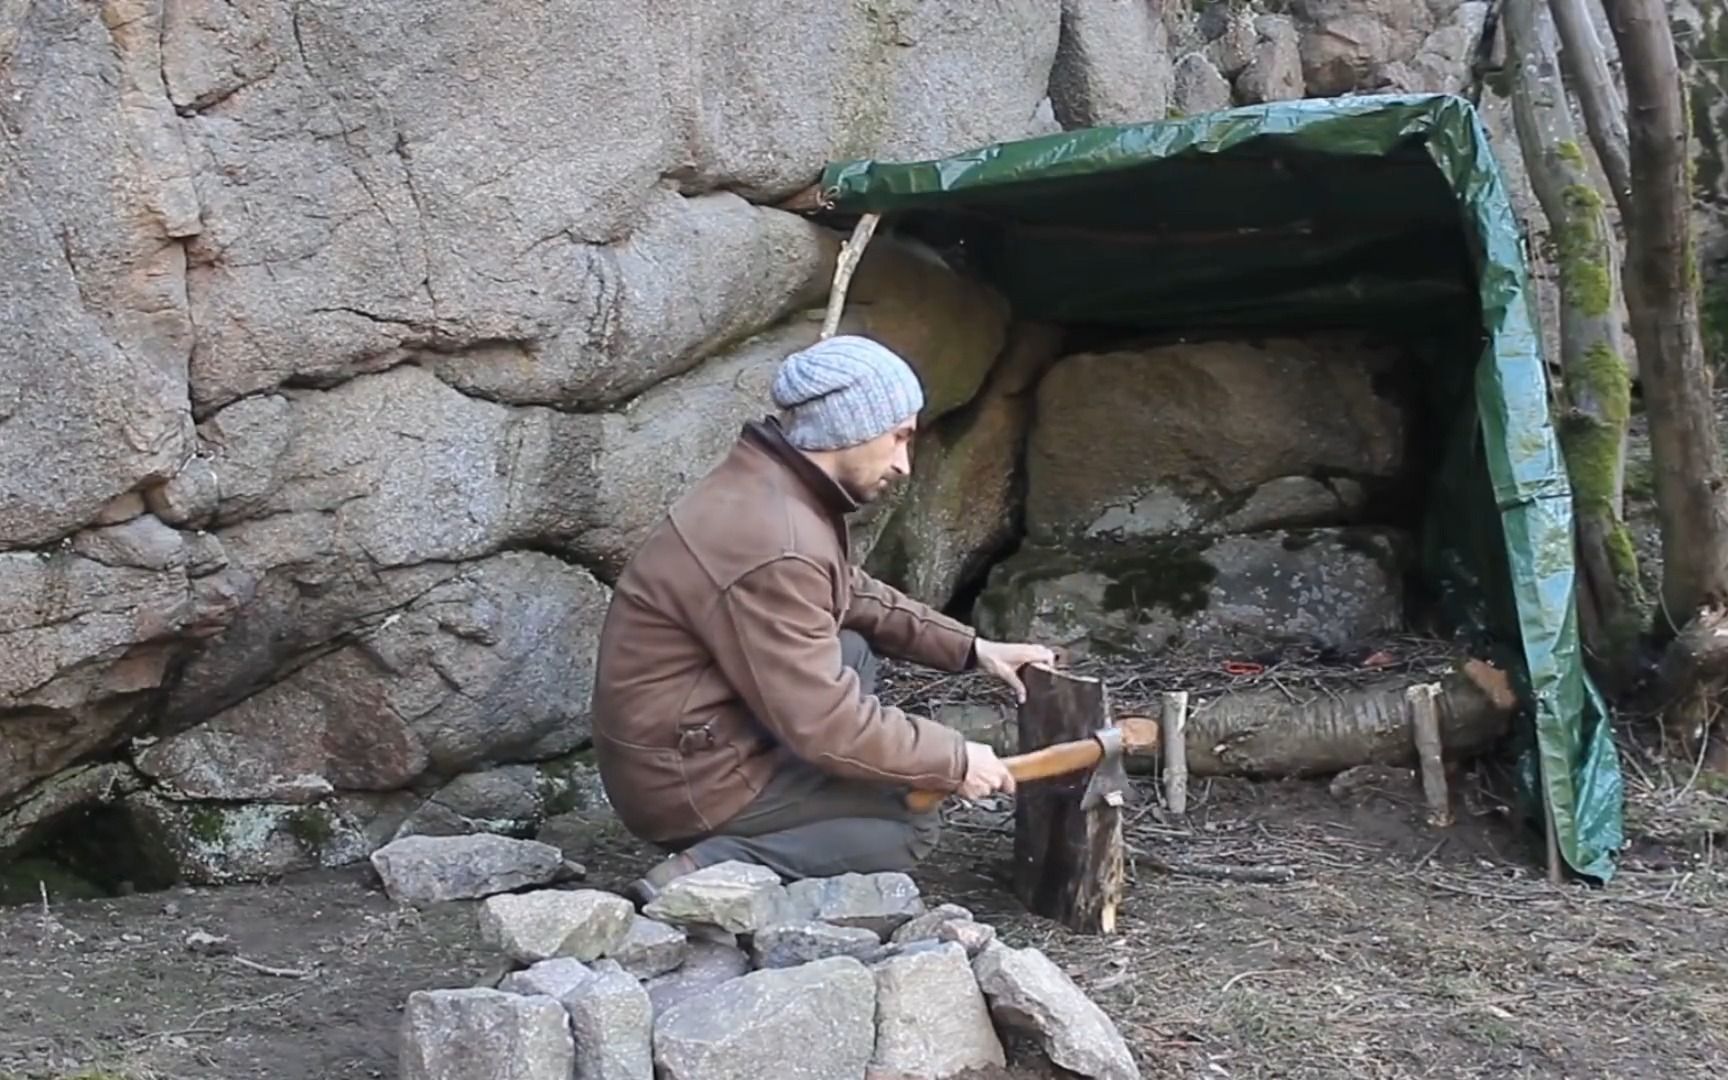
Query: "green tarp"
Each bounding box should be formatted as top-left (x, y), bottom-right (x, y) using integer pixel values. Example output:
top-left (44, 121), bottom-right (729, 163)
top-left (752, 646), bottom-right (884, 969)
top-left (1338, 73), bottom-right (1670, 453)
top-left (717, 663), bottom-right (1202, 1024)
top-left (817, 93), bottom-right (1623, 881)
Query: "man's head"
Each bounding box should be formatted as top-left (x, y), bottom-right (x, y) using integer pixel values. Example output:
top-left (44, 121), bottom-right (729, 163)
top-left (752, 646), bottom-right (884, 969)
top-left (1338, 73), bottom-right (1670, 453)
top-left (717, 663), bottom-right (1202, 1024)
top-left (771, 335), bottom-right (924, 503)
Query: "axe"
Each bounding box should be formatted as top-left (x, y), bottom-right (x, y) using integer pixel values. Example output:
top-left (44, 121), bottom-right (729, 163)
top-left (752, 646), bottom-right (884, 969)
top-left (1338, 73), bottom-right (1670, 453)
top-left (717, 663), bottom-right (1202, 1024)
top-left (903, 714), bottom-right (1160, 814)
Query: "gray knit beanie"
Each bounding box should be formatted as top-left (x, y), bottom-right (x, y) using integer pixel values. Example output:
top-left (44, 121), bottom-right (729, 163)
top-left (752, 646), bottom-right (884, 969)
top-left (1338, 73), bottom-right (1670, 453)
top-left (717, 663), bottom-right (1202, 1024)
top-left (771, 335), bottom-right (925, 451)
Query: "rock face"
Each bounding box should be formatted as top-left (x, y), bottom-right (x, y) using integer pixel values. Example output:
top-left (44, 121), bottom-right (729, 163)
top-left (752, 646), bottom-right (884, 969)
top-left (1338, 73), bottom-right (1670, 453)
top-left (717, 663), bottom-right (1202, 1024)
top-left (979, 528), bottom-right (1411, 654)
top-left (1023, 336), bottom-right (1406, 544)
top-left (0, 0), bottom-right (1570, 882)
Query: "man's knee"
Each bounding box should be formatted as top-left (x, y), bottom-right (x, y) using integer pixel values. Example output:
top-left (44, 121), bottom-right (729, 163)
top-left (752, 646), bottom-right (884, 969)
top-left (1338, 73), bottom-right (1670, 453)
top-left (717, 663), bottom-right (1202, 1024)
top-left (838, 628), bottom-right (879, 696)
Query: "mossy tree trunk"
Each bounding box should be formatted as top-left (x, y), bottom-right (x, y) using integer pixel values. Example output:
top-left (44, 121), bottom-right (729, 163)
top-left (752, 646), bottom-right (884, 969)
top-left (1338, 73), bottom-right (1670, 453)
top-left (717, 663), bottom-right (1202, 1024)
top-left (1507, 0), bottom-right (1644, 690)
top-left (1547, 0), bottom-right (1633, 223)
top-left (1605, 0), bottom-right (1728, 762)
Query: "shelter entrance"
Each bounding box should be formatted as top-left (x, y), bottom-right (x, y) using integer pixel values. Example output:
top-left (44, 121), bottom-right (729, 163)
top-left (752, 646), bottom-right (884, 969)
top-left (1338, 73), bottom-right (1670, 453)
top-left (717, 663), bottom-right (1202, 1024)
top-left (797, 94), bottom-right (1622, 882)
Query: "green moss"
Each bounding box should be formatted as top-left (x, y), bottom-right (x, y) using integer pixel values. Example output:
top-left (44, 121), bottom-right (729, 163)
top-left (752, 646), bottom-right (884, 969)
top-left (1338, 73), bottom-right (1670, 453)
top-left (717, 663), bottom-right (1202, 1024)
top-left (186, 806), bottom-right (227, 845)
top-left (1560, 342), bottom-right (1632, 509)
top-left (1556, 140), bottom-right (1587, 169)
top-left (1554, 184), bottom-right (1613, 319)
top-left (285, 806), bottom-right (335, 851)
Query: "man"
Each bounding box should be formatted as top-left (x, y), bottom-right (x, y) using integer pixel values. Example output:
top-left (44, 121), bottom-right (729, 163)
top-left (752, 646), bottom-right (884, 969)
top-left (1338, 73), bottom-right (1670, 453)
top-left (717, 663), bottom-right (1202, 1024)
top-left (590, 334), bottom-right (1054, 905)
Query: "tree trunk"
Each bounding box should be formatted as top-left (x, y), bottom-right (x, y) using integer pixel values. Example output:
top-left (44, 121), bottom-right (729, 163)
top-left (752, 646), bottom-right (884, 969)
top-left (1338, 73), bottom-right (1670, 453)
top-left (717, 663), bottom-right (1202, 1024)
top-left (1605, 0), bottom-right (1728, 759)
top-left (1151, 660), bottom-right (1519, 779)
top-left (1547, 0), bottom-right (1633, 223)
top-left (1507, 0), bottom-right (1643, 689)
top-left (1604, 0), bottom-right (1728, 623)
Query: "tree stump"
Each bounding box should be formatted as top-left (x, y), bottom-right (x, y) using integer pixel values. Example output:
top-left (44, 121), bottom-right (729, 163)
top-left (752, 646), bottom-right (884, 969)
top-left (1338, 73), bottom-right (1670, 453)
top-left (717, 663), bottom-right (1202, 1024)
top-left (1012, 666), bottom-right (1125, 934)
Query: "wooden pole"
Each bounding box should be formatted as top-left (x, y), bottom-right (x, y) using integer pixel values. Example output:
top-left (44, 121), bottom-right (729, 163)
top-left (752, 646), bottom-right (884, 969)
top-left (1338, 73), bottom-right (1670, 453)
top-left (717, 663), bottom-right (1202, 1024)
top-left (1405, 682), bottom-right (1452, 827)
top-left (1012, 666), bottom-right (1125, 935)
top-left (819, 213), bottom-right (881, 339)
top-left (1159, 690), bottom-right (1189, 816)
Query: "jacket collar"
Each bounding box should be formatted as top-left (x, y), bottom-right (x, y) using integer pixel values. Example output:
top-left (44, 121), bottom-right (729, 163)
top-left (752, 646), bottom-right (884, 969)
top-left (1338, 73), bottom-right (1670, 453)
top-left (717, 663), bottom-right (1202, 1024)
top-left (742, 417), bottom-right (860, 518)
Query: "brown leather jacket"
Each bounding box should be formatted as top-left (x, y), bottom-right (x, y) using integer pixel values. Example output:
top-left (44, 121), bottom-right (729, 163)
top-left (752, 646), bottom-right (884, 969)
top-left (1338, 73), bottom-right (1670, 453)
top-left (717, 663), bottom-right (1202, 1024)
top-left (589, 418), bottom-right (976, 844)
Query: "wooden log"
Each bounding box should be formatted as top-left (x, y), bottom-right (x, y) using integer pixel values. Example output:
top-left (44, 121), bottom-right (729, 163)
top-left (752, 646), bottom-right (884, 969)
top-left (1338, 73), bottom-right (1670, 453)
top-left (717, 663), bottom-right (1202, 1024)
top-left (1147, 660), bottom-right (1518, 779)
top-left (1406, 682), bottom-right (1452, 827)
top-left (1012, 665), bottom-right (1125, 935)
top-left (819, 213), bottom-right (881, 339)
top-left (1159, 690), bottom-right (1189, 816)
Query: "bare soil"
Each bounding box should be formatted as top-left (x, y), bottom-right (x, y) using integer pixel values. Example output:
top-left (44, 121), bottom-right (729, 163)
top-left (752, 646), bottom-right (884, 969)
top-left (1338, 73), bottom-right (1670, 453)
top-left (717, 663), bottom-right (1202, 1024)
top-left (3, 757), bottom-right (1724, 1080)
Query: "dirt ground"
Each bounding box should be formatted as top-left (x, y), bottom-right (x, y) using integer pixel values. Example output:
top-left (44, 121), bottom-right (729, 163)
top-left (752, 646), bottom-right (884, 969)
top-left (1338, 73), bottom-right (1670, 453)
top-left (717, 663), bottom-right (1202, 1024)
top-left (3, 755), bottom-right (1724, 1080)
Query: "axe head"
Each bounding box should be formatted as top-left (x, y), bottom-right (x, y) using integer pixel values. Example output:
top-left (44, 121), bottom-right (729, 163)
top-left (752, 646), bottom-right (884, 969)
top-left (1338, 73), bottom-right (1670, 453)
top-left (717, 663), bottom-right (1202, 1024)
top-left (1079, 725), bottom-right (1131, 811)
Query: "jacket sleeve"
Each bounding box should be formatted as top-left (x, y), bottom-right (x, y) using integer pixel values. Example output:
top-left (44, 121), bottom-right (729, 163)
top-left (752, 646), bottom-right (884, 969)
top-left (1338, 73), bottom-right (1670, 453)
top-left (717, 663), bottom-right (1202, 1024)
top-left (704, 555), bottom-right (968, 789)
top-left (843, 565), bottom-right (977, 673)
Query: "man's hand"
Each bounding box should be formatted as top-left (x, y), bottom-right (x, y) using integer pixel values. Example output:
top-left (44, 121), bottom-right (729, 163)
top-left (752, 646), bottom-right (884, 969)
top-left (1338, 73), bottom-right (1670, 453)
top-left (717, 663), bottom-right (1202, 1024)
top-left (957, 741), bottom-right (1016, 801)
top-left (973, 638), bottom-right (1058, 703)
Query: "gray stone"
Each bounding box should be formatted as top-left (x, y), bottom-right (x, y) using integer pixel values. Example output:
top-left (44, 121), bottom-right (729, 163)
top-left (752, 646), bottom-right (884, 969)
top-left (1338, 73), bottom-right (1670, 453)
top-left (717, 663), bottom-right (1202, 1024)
top-left (401, 987), bottom-right (574, 1080)
top-left (610, 916), bottom-right (688, 980)
top-left (499, 958), bottom-right (594, 1000)
top-left (421, 189), bottom-right (837, 409)
top-left (925, 702), bottom-right (1014, 756)
top-left (644, 940), bottom-right (751, 1019)
top-left (145, 457), bottom-right (220, 528)
top-left (395, 767), bottom-right (545, 839)
top-left (1170, 52), bottom-right (1233, 116)
top-left (122, 791), bottom-right (420, 886)
top-left (0, 0), bottom-right (194, 550)
top-left (973, 944), bottom-right (1139, 1080)
top-left (642, 861), bottom-right (788, 935)
top-left (1375, 2), bottom-right (1490, 94)
top-left (0, 764), bottom-right (141, 863)
top-left (938, 920), bottom-right (998, 958)
top-left (1023, 336), bottom-right (1406, 545)
top-left (563, 959), bottom-right (653, 1080)
top-left (91, 492), bottom-right (149, 527)
top-left (1049, 0), bottom-right (1172, 128)
top-left (872, 943), bottom-right (1006, 1078)
top-left (1217, 476), bottom-right (1369, 535)
top-left (750, 922), bottom-right (884, 969)
top-left (889, 904), bottom-right (975, 946)
top-left (1236, 15), bottom-right (1306, 103)
top-left (368, 835), bottom-right (566, 904)
top-left (1291, 0), bottom-right (1434, 96)
top-left (977, 529), bottom-right (1409, 657)
top-left (784, 872), bottom-right (926, 940)
top-left (161, 547), bottom-right (609, 788)
top-left (1206, 4), bottom-right (1260, 77)
top-left (653, 956), bottom-right (876, 1080)
top-left (479, 890), bottom-right (635, 965)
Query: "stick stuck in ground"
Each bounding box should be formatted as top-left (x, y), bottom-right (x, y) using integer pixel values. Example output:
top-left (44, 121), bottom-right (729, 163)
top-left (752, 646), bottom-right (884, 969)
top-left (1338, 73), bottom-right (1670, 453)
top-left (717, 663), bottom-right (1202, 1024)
top-left (1160, 690), bottom-right (1190, 816)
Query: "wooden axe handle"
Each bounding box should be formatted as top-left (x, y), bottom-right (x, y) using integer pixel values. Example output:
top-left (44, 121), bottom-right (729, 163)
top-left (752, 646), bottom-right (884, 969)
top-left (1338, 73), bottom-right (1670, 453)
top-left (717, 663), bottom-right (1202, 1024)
top-left (904, 735), bottom-right (1104, 814)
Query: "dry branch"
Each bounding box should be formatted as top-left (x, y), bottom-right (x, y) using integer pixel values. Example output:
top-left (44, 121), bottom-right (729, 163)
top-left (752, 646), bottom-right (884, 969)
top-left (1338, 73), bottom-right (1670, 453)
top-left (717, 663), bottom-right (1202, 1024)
top-left (1547, 0), bottom-right (1633, 221)
top-left (1172, 660), bottom-right (1517, 778)
top-left (819, 213), bottom-right (881, 339)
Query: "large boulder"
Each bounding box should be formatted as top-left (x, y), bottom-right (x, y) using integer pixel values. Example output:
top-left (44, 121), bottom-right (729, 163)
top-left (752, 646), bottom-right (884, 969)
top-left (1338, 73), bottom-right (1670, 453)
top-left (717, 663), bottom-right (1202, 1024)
top-left (977, 528), bottom-right (1411, 655)
top-left (854, 323), bottom-right (1061, 608)
top-left (1290, 0), bottom-right (1485, 96)
top-left (833, 236), bottom-right (1013, 424)
top-left (1024, 335), bottom-right (1408, 545)
top-left (400, 987), bottom-right (575, 1080)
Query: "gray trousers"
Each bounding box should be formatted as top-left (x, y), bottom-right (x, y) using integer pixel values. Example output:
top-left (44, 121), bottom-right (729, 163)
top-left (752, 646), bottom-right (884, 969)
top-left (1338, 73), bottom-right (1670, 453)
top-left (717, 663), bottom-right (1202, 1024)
top-left (668, 631), bottom-right (943, 881)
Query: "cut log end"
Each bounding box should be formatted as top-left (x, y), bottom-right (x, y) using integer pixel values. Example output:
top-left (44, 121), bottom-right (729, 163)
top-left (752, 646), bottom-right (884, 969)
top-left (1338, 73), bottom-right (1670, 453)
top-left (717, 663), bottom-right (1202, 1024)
top-left (1012, 665), bottom-right (1125, 935)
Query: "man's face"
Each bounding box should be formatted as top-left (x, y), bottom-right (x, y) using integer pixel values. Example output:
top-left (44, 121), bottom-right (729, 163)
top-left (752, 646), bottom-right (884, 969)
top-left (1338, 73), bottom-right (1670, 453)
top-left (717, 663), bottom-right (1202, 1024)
top-left (833, 417), bottom-right (917, 503)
